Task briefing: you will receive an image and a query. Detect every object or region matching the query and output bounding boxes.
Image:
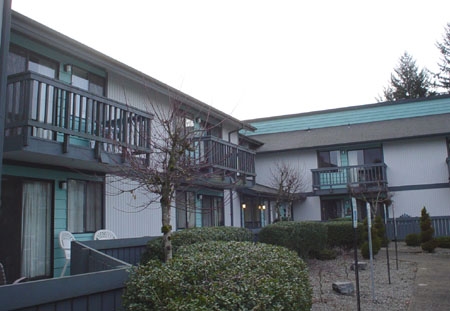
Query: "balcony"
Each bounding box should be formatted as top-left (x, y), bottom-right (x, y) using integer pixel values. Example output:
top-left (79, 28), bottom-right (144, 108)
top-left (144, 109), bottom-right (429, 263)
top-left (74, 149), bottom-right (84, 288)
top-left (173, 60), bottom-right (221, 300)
top-left (311, 163), bottom-right (387, 195)
top-left (4, 72), bottom-right (152, 172)
top-left (190, 136), bottom-right (256, 186)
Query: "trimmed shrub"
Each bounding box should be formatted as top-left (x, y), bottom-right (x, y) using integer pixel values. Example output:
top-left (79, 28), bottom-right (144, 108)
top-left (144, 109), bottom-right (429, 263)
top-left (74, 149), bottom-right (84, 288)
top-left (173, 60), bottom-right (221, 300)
top-left (436, 236), bottom-right (450, 248)
top-left (405, 233), bottom-right (421, 247)
top-left (325, 221), bottom-right (361, 250)
top-left (420, 207), bottom-right (436, 253)
top-left (140, 226), bottom-right (253, 263)
top-left (259, 221), bottom-right (328, 258)
top-left (124, 241), bottom-right (313, 311)
top-left (361, 237), bottom-right (382, 259)
top-left (421, 239), bottom-right (439, 253)
top-left (374, 215), bottom-right (389, 247)
top-left (360, 217), bottom-right (382, 259)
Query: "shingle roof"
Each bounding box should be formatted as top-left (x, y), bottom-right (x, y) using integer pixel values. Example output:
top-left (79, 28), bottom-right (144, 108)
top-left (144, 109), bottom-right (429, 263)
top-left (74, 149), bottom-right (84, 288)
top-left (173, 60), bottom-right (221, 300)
top-left (251, 113), bottom-right (450, 153)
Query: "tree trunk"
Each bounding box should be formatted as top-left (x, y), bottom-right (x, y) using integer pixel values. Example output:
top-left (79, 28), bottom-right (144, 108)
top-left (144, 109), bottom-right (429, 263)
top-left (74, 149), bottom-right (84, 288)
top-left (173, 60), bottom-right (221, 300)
top-left (161, 195), bottom-right (172, 262)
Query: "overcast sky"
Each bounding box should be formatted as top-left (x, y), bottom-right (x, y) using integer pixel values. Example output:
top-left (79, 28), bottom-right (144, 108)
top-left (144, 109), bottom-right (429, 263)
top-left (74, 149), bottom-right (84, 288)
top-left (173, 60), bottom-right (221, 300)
top-left (11, 0), bottom-right (450, 120)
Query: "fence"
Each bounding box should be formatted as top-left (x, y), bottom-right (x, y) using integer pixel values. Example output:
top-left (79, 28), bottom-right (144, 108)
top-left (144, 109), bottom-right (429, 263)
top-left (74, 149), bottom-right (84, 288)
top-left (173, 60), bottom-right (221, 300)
top-left (0, 236), bottom-right (155, 311)
top-left (386, 216), bottom-right (450, 240)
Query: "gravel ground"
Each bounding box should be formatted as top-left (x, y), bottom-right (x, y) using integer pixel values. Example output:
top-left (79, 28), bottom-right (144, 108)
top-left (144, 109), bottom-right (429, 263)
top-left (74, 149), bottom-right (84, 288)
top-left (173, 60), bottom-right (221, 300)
top-left (307, 247), bottom-right (417, 311)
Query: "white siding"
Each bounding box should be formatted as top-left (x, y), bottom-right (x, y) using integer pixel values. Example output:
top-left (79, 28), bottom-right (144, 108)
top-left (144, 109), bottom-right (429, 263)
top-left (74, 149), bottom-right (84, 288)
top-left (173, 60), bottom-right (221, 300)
top-left (105, 175), bottom-right (173, 237)
top-left (391, 188), bottom-right (450, 217)
top-left (107, 72), bottom-right (166, 111)
top-left (293, 197), bottom-right (321, 220)
top-left (384, 137), bottom-right (448, 187)
top-left (255, 149), bottom-right (317, 192)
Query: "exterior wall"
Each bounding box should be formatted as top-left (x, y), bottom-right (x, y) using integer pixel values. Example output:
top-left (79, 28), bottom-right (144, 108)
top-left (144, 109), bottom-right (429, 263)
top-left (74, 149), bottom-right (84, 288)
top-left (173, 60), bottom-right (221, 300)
top-left (105, 175), bottom-right (168, 237)
top-left (293, 196), bottom-right (322, 221)
top-left (383, 137), bottom-right (450, 218)
top-left (255, 149), bottom-right (317, 192)
top-left (384, 137), bottom-right (448, 187)
top-left (391, 188), bottom-right (450, 218)
top-left (254, 149), bottom-right (320, 222)
top-left (107, 72), bottom-right (167, 112)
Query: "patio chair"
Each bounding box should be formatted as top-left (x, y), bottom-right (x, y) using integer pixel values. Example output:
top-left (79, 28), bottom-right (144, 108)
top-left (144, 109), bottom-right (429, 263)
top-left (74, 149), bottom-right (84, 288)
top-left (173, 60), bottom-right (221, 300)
top-left (59, 231), bottom-right (75, 277)
top-left (94, 229), bottom-right (117, 240)
top-left (0, 262), bottom-right (27, 285)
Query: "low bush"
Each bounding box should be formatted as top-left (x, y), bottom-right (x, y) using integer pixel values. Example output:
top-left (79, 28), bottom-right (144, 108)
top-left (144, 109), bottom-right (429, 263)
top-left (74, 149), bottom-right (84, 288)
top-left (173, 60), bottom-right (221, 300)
top-left (140, 226), bottom-right (253, 263)
top-left (405, 233), bottom-right (421, 247)
top-left (316, 248), bottom-right (338, 260)
top-left (124, 241), bottom-right (313, 311)
top-left (436, 236), bottom-right (450, 248)
top-left (421, 239), bottom-right (438, 253)
top-left (259, 221), bottom-right (328, 258)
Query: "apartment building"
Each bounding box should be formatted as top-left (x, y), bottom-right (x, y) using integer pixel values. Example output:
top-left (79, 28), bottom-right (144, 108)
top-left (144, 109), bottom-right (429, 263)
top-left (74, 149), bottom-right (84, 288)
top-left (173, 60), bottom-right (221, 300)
top-left (244, 95), bottom-right (450, 223)
top-left (0, 11), bottom-right (256, 281)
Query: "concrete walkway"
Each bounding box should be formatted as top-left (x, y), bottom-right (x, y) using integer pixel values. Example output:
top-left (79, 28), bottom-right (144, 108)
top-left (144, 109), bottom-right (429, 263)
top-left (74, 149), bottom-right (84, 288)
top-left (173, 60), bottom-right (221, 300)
top-left (389, 244), bottom-right (450, 311)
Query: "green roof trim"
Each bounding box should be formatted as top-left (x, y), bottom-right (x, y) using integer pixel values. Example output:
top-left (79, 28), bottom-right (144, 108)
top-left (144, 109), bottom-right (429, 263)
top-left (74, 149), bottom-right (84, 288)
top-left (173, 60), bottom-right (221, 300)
top-left (244, 95), bottom-right (450, 136)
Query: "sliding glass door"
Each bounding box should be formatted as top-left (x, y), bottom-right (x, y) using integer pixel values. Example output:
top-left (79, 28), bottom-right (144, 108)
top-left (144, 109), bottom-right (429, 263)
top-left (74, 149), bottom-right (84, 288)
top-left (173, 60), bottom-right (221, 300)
top-left (0, 177), bottom-right (53, 282)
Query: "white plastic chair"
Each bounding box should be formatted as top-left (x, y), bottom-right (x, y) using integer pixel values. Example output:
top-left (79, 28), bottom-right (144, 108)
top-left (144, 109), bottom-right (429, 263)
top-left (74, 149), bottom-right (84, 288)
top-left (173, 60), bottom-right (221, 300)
top-left (59, 231), bottom-right (75, 277)
top-left (94, 229), bottom-right (117, 240)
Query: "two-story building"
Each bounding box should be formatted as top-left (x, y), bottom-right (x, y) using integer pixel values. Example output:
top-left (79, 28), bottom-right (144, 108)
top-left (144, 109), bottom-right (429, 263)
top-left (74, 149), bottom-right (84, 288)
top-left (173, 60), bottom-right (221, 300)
top-left (0, 11), bottom-right (256, 282)
top-left (244, 95), bottom-right (450, 224)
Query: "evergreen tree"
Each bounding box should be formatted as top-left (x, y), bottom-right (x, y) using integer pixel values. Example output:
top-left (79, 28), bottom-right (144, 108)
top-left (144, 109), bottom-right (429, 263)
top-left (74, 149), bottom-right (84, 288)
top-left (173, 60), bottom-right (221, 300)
top-left (380, 52), bottom-right (434, 101)
top-left (420, 206), bottom-right (437, 253)
top-left (436, 23), bottom-right (450, 92)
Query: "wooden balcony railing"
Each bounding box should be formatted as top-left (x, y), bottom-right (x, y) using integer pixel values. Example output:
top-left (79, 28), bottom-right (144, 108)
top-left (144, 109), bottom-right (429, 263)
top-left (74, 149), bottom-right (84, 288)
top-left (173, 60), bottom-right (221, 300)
top-left (5, 71), bottom-right (152, 160)
top-left (311, 163), bottom-right (387, 194)
top-left (191, 136), bottom-right (256, 178)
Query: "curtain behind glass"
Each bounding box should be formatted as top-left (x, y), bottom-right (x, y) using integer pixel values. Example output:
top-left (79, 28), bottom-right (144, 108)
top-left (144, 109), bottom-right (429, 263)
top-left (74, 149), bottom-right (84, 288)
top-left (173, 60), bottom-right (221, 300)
top-left (68, 180), bottom-right (85, 232)
top-left (86, 182), bottom-right (102, 232)
top-left (21, 181), bottom-right (52, 278)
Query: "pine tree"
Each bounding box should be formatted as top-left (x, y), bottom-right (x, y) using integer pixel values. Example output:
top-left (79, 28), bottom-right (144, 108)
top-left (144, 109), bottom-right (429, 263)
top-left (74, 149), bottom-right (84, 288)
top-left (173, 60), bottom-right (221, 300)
top-left (436, 23), bottom-right (450, 92)
top-left (380, 52), bottom-right (434, 101)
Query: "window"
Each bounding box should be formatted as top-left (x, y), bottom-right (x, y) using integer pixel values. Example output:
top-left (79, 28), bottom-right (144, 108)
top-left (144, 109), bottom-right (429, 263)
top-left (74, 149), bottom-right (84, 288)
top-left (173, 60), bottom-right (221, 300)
top-left (318, 150), bottom-right (341, 168)
top-left (67, 179), bottom-right (103, 233)
top-left (321, 198), bottom-right (367, 221)
top-left (201, 195), bottom-right (224, 227)
top-left (176, 191), bottom-right (196, 229)
top-left (71, 66), bottom-right (105, 96)
top-left (8, 45), bottom-right (58, 78)
top-left (348, 147), bottom-right (383, 165)
top-left (7, 46), bottom-right (26, 75)
top-left (28, 54), bottom-right (57, 78)
top-left (321, 199), bottom-right (344, 220)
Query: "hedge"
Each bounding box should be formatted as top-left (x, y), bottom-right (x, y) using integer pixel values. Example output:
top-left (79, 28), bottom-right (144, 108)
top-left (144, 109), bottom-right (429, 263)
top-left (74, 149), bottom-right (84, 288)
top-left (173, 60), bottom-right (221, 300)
top-left (124, 241), bottom-right (312, 311)
top-left (258, 221), bottom-right (328, 258)
top-left (140, 226), bottom-right (254, 263)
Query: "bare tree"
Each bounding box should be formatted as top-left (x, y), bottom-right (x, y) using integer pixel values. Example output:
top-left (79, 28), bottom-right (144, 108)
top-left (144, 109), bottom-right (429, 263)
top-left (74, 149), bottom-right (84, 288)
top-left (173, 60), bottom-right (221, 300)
top-left (113, 98), bottom-right (236, 262)
top-left (269, 161), bottom-right (306, 221)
